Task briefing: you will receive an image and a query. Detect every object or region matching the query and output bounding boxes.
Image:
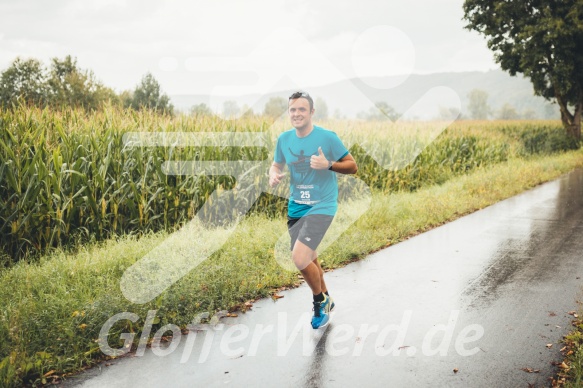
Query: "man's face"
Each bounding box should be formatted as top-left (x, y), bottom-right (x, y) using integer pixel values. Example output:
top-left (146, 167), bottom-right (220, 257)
top-left (288, 98), bottom-right (314, 130)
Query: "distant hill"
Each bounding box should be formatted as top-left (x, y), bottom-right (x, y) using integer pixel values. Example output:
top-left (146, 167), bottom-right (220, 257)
top-left (171, 70), bottom-right (559, 120)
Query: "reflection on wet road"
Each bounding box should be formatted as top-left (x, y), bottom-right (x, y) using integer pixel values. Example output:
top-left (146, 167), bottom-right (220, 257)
top-left (69, 169), bottom-right (583, 388)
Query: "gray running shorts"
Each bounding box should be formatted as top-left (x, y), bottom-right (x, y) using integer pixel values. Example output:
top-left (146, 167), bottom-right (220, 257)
top-left (287, 214), bottom-right (334, 251)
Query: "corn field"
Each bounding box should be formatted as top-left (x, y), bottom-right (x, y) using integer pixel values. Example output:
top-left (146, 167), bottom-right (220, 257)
top-left (0, 105), bottom-right (574, 265)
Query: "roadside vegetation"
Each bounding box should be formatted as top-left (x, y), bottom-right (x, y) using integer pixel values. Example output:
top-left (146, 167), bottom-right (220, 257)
top-left (1, 106), bottom-right (578, 264)
top-left (551, 305), bottom-right (583, 387)
top-left (1, 106), bottom-right (582, 386)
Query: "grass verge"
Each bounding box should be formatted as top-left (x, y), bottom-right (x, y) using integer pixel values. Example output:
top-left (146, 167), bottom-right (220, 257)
top-left (1, 149), bottom-right (583, 386)
top-left (551, 302), bottom-right (583, 387)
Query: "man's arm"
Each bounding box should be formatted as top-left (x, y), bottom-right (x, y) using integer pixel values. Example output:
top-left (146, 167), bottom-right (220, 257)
top-left (269, 162), bottom-right (286, 187)
top-left (329, 154), bottom-right (357, 174)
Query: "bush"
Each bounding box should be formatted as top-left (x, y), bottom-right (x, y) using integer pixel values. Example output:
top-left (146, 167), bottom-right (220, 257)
top-left (520, 126), bottom-right (580, 154)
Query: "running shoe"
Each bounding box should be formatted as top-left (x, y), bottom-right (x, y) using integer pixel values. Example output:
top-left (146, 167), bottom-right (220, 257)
top-left (311, 295), bottom-right (331, 329)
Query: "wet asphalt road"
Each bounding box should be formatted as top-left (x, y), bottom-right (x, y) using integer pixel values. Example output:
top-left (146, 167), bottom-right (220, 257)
top-left (67, 169), bottom-right (583, 388)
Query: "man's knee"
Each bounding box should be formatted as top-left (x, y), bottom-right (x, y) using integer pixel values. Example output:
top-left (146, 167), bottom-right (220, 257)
top-left (292, 252), bottom-right (311, 270)
top-left (292, 242), bottom-right (315, 270)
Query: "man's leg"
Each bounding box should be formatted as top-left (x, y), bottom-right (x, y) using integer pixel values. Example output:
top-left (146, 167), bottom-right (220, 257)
top-left (289, 215), bottom-right (334, 328)
top-left (311, 252), bottom-right (327, 294)
top-left (292, 240), bottom-right (322, 295)
top-left (292, 241), bottom-right (334, 305)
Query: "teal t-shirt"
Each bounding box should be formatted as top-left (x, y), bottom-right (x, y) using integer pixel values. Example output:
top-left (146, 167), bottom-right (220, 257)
top-left (274, 125), bottom-right (349, 218)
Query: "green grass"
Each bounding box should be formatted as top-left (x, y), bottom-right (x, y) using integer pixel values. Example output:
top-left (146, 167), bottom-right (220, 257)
top-left (1, 148), bottom-right (582, 386)
top-left (552, 302), bottom-right (583, 387)
top-left (561, 332), bottom-right (583, 387)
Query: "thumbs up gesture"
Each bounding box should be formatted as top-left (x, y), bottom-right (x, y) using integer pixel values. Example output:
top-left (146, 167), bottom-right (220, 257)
top-left (310, 146), bottom-right (329, 170)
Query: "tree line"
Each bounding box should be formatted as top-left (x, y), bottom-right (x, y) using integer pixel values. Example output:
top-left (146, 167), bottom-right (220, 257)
top-left (0, 55), bottom-right (554, 123)
top-left (0, 56), bottom-right (173, 114)
top-left (0, 56), bottom-right (393, 122)
top-left (463, 89), bottom-right (557, 121)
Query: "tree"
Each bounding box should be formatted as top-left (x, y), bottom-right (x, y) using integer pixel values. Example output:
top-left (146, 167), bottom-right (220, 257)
top-left (131, 72), bottom-right (173, 114)
top-left (263, 96), bottom-right (287, 118)
top-left (439, 106), bottom-right (462, 121)
top-left (47, 55), bottom-right (116, 110)
top-left (332, 109), bottom-right (346, 120)
top-left (497, 103), bottom-right (519, 120)
top-left (0, 57), bottom-right (48, 107)
top-left (544, 103), bottom-right (559, 120)
top-left (522, 109), bottom-right (536, 120)
top-left (313, 97), bottom-right (329, 120)
top-left (357, 101), bottom-right (399, 121)
top-left (190, 103), bottom-right (213, 116)
top-left (463, 1), bottom-right (583, 140)
top-left (240, 104), bottom-right (254, 118)
top-left (374, 102), bottom-right (399, 121)
top-left (223, 100), bottom-right (240, 118)
top-left (119, 90), bottom-right (134, 109)
top-left (467, 89), bottom-right (490, 119)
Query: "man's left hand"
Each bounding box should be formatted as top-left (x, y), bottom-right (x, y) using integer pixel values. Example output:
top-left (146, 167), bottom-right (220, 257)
top-left (310, 146), bottom-right (329, 170)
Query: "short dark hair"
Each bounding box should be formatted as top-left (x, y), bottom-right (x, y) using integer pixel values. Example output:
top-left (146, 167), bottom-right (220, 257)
top-left (288, 91), bottom-right (313, 111)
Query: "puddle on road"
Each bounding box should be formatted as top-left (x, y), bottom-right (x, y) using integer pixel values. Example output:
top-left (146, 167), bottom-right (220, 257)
top-left (461, 169), bottom-right (583, 309)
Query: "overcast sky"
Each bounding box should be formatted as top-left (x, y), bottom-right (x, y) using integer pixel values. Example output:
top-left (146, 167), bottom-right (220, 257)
top-left (0, 0), bottom-right (498, 98)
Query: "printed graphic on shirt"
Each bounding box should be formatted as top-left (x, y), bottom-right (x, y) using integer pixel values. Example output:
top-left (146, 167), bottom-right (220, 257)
top-left (289, 148), bottom-right (310, 178)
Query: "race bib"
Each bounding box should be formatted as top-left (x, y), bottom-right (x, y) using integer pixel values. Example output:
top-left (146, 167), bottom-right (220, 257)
top-left (293, 184), bottom-right (321, 205)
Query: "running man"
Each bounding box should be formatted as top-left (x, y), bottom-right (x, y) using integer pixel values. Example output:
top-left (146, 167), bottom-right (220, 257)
top-left (269, 91), bottom-right (358, 329)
